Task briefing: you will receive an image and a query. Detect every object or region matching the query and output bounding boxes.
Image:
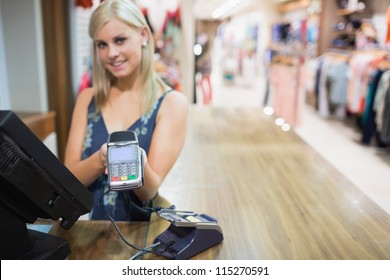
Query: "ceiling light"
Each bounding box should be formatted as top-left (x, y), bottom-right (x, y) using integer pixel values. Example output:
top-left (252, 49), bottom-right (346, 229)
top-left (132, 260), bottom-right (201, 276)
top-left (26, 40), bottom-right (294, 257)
top-left (211, 0), bottom-right (242, 19)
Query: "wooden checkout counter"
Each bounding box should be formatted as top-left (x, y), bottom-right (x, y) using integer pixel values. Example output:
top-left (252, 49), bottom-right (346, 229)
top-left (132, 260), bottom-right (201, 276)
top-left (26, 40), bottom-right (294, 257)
top-left (33, 106), bottom-right (390, 259)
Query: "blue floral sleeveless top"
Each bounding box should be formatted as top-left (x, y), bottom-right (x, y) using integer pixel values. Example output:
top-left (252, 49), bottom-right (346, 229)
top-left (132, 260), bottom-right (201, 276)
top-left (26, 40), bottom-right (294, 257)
top-left (82, 90), bottom-right (172, 220)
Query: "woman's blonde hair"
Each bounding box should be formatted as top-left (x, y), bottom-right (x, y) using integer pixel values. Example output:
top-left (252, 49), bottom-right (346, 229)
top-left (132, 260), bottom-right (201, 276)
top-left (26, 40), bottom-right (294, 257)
top-left (88, 0), bottom-right (169, 113)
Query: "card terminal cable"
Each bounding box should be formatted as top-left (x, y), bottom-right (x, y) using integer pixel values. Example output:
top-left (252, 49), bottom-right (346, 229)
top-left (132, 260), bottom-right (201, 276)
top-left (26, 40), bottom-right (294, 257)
top-left (98, 188), bottom-right (176, 259)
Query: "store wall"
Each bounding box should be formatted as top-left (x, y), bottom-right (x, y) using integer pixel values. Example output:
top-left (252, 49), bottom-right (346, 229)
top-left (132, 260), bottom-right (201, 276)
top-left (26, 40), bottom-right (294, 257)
top-left (0, 0), bottom-right (10, 109)
top-left (371, 0), bottom-right (390, 11)
top-left (371, 0), bottom-right (390, 47)
top-left (0, 0), bottom-right (48, 112)
top-left (179, 0), bottom-right (195, 103)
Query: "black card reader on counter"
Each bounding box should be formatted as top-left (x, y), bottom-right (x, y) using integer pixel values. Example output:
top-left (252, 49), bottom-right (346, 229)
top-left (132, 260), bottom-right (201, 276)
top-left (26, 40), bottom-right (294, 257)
top-left (153, 209), bottom-right (223, 259)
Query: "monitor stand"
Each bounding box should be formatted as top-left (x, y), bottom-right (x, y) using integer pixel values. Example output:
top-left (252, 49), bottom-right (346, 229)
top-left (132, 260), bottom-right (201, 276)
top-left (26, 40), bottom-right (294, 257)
top-left (0, 202), bottom-right (71, 260)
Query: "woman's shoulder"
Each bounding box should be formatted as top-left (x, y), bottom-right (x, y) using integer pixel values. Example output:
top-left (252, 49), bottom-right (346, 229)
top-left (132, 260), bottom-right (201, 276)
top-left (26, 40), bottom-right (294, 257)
top-left (76, 87), bottom-right (95, 107)
top-left (73, 87), bottom-right (95, 115)
top-left (159, 90), bottom-right (189, 118)
top-left (162, 90), bottom-right (188, 108)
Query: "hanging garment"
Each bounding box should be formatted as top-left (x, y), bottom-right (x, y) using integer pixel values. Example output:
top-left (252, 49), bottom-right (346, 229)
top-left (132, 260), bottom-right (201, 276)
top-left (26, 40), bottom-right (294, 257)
top-left (314, 57), bottom-right (324, 109)
top-left (78, 70), bottom-right (91, 94)
top-left (360, 69), bottom-right (384, 145)
top-left (380, 85), bottom-right (390, 144)
top-left (318, 57), bottom-right (331, 118)
top-left (327, 61), bottom-right (349, 106)
top-left (75, 0), bottom-right (93, 8)
top-left (269, 62), bottom-right (305, 126)
top-left (347, 53), bottom-right (376, 114)
top-left (374, 70), bottom-right (390, 132)
top-left (386, 6), bottom-right (390, 44)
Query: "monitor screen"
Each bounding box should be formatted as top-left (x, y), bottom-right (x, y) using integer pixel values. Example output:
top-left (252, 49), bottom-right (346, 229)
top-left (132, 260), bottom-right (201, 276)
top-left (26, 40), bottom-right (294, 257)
top-left (0, 110), bottom-right (93, 259)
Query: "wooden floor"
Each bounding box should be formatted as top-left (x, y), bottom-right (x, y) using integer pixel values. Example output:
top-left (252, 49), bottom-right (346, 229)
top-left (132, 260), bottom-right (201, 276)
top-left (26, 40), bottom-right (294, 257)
top-left (295, 104), bottom-right (390, 215)
top-left (146, 105), bottom-right (390, 259)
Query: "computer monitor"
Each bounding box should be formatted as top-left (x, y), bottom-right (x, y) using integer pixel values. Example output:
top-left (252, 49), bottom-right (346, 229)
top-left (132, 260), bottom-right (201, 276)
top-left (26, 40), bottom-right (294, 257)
top-left (0, 110), bottom-right (93, 259)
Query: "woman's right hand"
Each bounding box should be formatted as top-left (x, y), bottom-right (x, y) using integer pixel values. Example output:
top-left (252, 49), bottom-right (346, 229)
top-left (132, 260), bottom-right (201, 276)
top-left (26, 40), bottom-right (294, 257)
top-left (98, 143), bottom-right (108, 173)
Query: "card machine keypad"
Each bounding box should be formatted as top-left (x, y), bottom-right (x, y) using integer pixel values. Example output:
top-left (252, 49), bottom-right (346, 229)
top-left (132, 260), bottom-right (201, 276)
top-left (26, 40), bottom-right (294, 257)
top-left (110, 161), bottom-right (137, 182)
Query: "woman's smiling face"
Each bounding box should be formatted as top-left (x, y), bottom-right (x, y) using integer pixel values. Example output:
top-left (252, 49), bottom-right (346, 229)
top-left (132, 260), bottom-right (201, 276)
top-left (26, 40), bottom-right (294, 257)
top-left (94, 18), bottom-right (147, 79)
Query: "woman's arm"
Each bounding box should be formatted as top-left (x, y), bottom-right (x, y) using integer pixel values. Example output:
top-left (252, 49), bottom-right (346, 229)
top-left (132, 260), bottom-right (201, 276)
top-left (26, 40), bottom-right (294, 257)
top-left (134, 91), bottom-right (189, 201)
top-left (64, 88), bottom-right (107, 187)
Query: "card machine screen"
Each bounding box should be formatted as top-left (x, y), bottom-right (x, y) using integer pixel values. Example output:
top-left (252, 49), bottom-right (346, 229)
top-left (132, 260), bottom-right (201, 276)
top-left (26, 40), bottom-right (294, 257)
top-left (109, 145), bottom-right (136, 162)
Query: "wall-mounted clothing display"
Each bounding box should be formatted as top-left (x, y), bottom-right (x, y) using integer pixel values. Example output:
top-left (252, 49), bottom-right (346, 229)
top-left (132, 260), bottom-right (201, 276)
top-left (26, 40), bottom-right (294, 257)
top-left (212, 13), bottom-right (261, 87)
top-left (311, 49), bottom-right (390, 146)
top-left (75, 0), bottom-right (93, 9)
top-left (136, 1), bottom-right (182, 90)
top-left (270, 19), bottom-right (318, 51)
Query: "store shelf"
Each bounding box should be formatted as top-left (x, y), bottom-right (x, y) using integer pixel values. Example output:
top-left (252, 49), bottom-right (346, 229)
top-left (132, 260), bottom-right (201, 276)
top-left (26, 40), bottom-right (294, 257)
top-left (277, 0), bottom-right (311, 14)
top-left (337, 8), bottom-right (364, 16)
top-left (268, 43), bottom-right (305, 53)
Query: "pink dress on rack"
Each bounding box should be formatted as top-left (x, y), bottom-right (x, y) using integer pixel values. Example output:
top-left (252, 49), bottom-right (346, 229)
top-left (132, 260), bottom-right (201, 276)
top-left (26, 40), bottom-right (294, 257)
top-left (269, 61), bottom-right (305, 126)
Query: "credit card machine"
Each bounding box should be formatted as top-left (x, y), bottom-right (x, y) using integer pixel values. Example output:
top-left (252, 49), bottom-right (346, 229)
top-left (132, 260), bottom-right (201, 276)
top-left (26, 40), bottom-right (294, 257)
top-left (153, 209), bottom-right (223, 259)
top-left (107, 130), bottom-right (144, 191)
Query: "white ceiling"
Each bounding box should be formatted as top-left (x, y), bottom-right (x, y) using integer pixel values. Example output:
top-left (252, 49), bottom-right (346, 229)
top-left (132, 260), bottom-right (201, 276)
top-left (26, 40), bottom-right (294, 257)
top-left (192, 0), bottom-right (288, 20)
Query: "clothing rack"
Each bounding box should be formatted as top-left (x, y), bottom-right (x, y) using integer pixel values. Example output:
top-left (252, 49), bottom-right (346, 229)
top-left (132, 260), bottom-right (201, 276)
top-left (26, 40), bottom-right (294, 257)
top-left (313, 48), bottom-right (390, 148)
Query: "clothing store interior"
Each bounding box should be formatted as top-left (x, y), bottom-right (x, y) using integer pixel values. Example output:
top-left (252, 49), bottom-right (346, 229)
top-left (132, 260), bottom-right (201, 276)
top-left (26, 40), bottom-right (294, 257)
top-left (2, 0), bottom-right (390, 261)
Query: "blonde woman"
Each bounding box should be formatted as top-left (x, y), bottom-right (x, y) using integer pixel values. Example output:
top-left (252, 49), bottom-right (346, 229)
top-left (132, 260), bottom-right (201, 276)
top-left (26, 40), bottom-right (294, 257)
top-left (65, 0), bottom-right (188, 220)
